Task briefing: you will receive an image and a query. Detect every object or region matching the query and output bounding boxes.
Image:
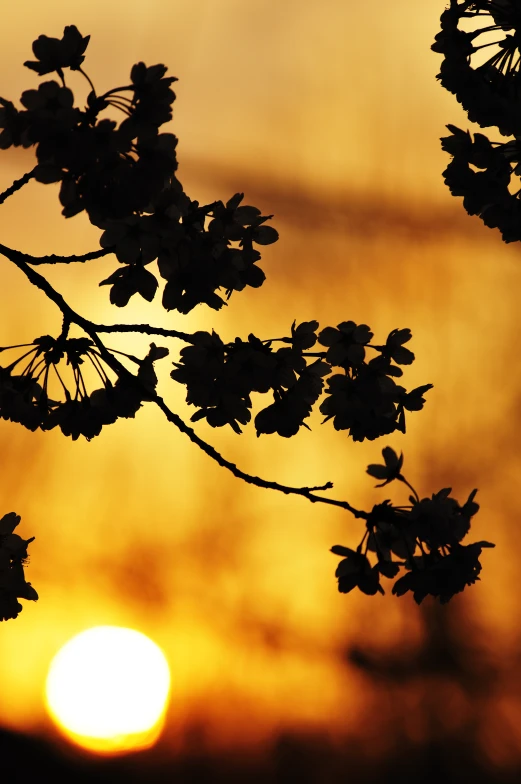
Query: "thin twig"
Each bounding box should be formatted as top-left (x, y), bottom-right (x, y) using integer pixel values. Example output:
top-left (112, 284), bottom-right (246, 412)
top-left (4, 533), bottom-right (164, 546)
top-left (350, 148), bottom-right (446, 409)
top-left (152, 392), bottom-right (367, 519)
top-left (0, 241), bottom-right (367, 521)
top-left (0, 168), bottom-right (37, 207)
top-left (25, 247), bottom-right (113, 265)
top-left (94, 322), bottom-right (198, 343)
top-left (1, 243), bottom-right (198, 341)
top-left (0, 173), bottom-right (113, 263)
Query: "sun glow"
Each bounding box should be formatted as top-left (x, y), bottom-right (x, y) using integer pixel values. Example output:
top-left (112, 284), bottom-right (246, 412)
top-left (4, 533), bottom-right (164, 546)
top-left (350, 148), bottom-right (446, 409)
top-left (44, 626), bottom-right (171, 754)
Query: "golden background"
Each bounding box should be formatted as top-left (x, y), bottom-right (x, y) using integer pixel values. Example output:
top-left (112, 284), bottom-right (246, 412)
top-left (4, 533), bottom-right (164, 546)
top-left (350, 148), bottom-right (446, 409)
top-left (0, 0), bottom-right (520, 772)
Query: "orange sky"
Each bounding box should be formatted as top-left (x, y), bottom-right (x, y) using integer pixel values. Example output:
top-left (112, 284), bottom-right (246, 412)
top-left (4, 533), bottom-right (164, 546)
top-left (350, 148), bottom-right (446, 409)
top-left (0, 0), bottom-right (521, 768)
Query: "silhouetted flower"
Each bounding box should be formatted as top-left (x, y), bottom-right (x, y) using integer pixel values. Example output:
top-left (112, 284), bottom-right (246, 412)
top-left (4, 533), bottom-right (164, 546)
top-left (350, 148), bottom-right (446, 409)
top-left (136, 343), bottom-right (169, 396)
top-left (312, 324), bottom-right (431, 440)
top-left (118, 62), bottom-right (178, 137)
top-left (99, 263), bottom-right (159, 306)
top-left (0, 512), bottom-right (37, 621)
top-left (408, 487), bottom-right (480, 549)
top-left (398, 383), bottom-right (434, 413)
top-left (99, 215), bottom-right (162, 265)
top-left (381, 329), bottom-right (415, 365)
top-left (366, 501), bottom-right (416, 562)
top-left (0, 336), bottom-right (168, 440)
top-left (254, 360), bottom-right (330, 437)
top-left (331, 545), bottom-right (384, 596)
top-left (80, 131), bottom-right (178, 224)
top-left (24, 25), bottom-right (90, 76)
top-left (95, 189), bottom-right (277, 313)
top-left (392, 541), bottom-right (495, 604)
top-left (441, 123), bottom-right (521, 242)
top-left (0, 594), bottom-right (23, 622)
top-left (320, 370), bottom-right (403, 441)
top-left (159, 195), bottom-right (276, 314)
top-left (7, 43), bottom-right (183, 225)
top-left (432, 1), bottom-right (521, 136)
top-left (0, 100), bottom-right (31, 149)
top-left (171, 325), bottom-right (331, 436)
top-left (333, 444), bottom-right (494, 604)
top-left (318, 321), bottom-right (373, 368)
top-left (367, 446), bottom-right (404, 487)
top-left (21, 81), bottom-right (79, 136)
top-left (287, 320), bottom-right (319, 351)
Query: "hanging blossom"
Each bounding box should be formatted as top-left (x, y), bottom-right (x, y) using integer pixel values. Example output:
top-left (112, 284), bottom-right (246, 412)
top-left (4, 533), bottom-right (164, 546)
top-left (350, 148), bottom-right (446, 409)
top-left (433, 2), bottom-right (521, 243)
top-left (0, 512), bottom-right (37, 621)
top-left (432, 0), bottom-right (521, 137)
top-left (0, 334), bottom-right (169, 440)
top-left (331, 447), bottom-right (494, 603)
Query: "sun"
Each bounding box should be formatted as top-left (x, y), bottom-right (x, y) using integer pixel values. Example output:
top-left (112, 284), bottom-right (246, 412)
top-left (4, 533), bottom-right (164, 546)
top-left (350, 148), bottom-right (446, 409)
top-left (45, 626), bottom-right (171, 754)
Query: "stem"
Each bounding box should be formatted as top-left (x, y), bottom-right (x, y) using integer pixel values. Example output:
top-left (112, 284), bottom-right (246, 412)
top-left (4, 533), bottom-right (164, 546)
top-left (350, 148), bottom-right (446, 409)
top-left (53, 364), bottom-right (70, 398)
top-left (0, 244), bottom-right (90, 327)
top-left (152, 392), bottom-right (367, 519)
top-left (0, 242), bottom-right (368, 520)
top-left (94, 322), bottom-right (198, 343)
top-left (402, 534), bottom-right (418, 570)
top-left (0, 168), bottom-right (38, 207)
top-left (23, 355), bottom-right (44, 378)
top-left (57, 316), bottom-right (71, 345)
top-left (42, 364), bottom-right (50, 399)
top-left (472, 39), bottom-right (507, 51)
top-left (107, 100), bottom-right (132, 116)
top-left (109, 94), bottom-right (133, 105)
top-left (469, 25), bottom-right (502, 39)
top-left (86, 351), bottom-right (111, 386)
top-left (24, 247), bottom-right (113, 266)
top-left (75, 367), bottom-right (88, 399)
top-left (103, 347), bottom-right (142, 363)
top-left (6, 347), bottom-right (37, 372)
top-left (398, 474), bottom-right (420, 502)
top-left (357, 528), bottom-right (370, 554)
top-left (0, 343), bottom-right (34, 352)
top-left (77, 67), bottom-right (97, 98)
top-left (2, 244), bottom-right (197, 342)
top-left (100, 85), bottom-right (135, 99)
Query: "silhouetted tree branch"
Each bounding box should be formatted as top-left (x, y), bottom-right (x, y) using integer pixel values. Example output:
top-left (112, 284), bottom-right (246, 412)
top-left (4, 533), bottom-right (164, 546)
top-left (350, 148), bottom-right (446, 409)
top-left (0, 20), bottom-right (495, 620)
top-left (0, 167), bottom-right (37, 206)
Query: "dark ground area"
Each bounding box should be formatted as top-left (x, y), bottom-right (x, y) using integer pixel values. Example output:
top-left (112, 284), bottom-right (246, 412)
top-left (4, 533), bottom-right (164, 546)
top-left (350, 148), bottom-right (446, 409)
top-left (3, 602), bottom-right (517, 784)
top-left (1, 724), bottom-right (520, 784)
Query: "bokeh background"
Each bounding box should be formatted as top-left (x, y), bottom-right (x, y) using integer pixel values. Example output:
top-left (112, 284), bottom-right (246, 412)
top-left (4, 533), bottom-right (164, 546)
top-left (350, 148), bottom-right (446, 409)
top-left (1, 0), bottom-right (521, 781)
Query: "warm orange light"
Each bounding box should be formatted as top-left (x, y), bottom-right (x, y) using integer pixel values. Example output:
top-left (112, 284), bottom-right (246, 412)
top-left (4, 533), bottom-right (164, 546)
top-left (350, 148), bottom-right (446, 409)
top-left (44, 626), bottom-right (171, 754)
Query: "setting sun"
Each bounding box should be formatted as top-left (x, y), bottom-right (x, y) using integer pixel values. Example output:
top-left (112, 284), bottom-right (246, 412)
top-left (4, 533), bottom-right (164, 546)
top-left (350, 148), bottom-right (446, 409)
top-left (44, 626), bottom-right (171, 754)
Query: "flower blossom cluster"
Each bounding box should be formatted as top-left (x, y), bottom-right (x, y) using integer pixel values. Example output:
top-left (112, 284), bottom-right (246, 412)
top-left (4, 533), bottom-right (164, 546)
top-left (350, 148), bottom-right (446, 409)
top-left (331, 447), bottom-right (494, 603)
top-left (0, 512), bottom-right (37, 622)
top-left (172, 321), bottom-right (432, 441)
top-left (99, 190), bottom-right (278, 312)
top-left (0, 27), bottom-right (278, 313)
top-left (433, 1), bottom-right (521, 241)
top-left (0, 335), bottom-right (168, 440)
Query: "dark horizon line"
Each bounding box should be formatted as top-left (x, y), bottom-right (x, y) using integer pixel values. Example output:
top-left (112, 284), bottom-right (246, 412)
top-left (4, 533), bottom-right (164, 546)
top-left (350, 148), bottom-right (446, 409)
top-left (0, 147), bottom-right (505, 245)
top-left (182, 156), bottom-right (503, 245)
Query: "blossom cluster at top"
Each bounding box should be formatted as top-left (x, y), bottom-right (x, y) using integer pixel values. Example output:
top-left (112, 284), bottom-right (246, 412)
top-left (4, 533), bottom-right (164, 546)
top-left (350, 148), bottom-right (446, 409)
top-left (0, 26), bottom-right (279, 313)
top-left (433, 1), bottom-right (521, 241)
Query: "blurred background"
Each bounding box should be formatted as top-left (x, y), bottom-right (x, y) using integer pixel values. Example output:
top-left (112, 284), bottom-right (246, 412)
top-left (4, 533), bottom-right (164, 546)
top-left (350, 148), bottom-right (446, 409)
top-left (0, 0), bottom-right (520, 781)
